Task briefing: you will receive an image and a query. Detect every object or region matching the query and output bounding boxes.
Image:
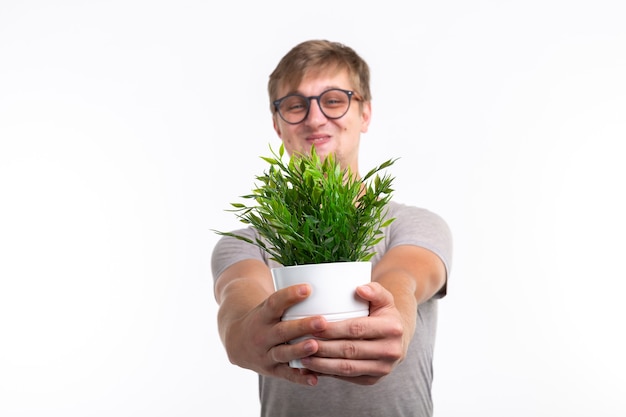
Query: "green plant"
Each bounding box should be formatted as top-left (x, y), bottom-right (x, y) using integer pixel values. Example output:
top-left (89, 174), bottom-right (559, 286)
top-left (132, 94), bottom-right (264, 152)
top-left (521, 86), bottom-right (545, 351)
top-left (214, 143), bottom-right (397, 266)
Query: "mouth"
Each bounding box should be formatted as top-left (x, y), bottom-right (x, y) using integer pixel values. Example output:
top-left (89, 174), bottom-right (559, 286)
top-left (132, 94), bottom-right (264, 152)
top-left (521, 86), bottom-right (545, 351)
top-left (306, 134), bottom-right (331, 146)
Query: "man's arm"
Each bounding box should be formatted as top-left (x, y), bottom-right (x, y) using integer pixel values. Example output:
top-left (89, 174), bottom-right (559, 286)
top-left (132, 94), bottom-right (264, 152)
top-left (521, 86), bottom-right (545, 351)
top-left (214, 258), bottom-right (329, 386)
top-left (300, 244), bottom-right (447, 384)
top-left (372, 244), bottom-right (447, 357)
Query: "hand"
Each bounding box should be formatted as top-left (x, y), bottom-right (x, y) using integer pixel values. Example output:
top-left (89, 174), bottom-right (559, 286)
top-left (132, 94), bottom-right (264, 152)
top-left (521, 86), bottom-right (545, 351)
top-left (221, 283), bottom-right (329, 386)
top-left (299, 282), bottom-right (409, 385)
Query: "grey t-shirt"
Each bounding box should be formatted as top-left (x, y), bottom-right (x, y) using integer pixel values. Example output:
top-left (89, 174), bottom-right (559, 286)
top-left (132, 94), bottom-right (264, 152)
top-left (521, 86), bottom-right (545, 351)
top-left (211, 200), bottom-right (453, 417)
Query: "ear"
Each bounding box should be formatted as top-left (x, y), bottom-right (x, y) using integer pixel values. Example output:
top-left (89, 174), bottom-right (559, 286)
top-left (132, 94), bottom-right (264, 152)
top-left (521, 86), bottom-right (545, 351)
top-left (360, 101), bottom-right (372, 134)
top-left (273, 115), bottom-right (283, 138)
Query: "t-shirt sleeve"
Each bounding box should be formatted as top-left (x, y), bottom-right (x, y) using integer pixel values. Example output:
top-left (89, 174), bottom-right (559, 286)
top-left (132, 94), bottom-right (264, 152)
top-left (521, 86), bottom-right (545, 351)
top-left (211, 227), bottom-right (267, 282)
top-left (386, 204), bottom-right (453, 297)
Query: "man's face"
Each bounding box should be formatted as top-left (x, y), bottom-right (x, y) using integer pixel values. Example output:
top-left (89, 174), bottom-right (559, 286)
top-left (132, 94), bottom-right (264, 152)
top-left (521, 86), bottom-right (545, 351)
top-left (272, 68), bottom-right (371, 175)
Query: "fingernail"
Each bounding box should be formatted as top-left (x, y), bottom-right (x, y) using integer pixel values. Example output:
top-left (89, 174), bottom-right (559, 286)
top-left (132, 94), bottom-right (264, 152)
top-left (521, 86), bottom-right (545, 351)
top-left (312, 318), bottom-right (325, 331)
top-left (358, 285), bottom-right (372, 296)
top-left (297, 284), bottom-right (309, 296)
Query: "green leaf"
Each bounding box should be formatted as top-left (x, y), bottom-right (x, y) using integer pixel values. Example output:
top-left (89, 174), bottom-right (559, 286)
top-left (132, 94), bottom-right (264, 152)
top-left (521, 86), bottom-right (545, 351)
top-left (213, 143), bottom-right (398, 267)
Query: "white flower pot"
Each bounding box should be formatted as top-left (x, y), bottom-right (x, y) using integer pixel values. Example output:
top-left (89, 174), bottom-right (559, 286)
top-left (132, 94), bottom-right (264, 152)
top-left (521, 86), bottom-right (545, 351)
top-left (271, 261), bottom-right (371, 368)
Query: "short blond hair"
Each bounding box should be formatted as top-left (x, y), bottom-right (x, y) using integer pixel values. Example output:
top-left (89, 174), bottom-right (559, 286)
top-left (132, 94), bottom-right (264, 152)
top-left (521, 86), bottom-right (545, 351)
top-left (268, 39), bottom-right (371, 113)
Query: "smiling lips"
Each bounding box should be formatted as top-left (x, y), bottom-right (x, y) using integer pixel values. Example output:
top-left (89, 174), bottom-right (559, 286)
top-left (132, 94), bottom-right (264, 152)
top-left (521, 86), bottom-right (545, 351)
top-left (306, 134), bottom-right (330, 145)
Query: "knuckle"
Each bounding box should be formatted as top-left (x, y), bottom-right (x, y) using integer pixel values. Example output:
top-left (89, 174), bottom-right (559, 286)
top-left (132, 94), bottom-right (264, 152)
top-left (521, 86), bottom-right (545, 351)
top-left (274, 322), bottom-right (291, 344)
top-left (338, 360), bottom-right (357, 376)
top-left (348, 321), bottom-right (367, 338)
top-left (341, 342), bottom-right (358, 358)
top-left (389, 321), bottom-right (404, 337)
top-left (381, 343), bottom-right (403, 361)
top-left (269, 343), bottom-right (286, 364)
top-left (265, 292), bottom-right (281, 311)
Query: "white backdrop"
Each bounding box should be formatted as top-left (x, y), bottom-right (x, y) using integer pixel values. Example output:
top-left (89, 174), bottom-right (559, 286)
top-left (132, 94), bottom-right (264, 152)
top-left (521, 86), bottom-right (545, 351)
top-left (1, 1), bottom-right (625, 416)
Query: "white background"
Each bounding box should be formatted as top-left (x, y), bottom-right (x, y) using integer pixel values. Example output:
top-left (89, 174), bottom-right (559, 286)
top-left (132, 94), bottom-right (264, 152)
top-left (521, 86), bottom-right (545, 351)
top-left (1, 1), bottom-right (625, 416)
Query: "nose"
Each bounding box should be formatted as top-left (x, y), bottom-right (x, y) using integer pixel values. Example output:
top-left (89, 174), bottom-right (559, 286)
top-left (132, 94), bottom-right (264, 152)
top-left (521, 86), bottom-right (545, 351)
top-left (304, 97), bottom-right (328, 125)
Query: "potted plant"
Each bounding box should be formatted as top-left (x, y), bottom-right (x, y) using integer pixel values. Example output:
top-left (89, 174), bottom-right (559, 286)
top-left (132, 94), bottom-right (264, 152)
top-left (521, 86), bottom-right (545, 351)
top-left (214, 143), bottom-right (396, 367)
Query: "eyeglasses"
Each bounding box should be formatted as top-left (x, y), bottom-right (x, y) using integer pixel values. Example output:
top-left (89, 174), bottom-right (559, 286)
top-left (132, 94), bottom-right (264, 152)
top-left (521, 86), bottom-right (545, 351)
top-left (273, 88), bottom-right (360, 125)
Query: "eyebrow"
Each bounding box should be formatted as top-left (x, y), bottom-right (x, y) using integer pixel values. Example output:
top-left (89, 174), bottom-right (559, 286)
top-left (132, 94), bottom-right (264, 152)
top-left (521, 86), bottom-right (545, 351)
top-left (284, 86), bottom-right (345, 96)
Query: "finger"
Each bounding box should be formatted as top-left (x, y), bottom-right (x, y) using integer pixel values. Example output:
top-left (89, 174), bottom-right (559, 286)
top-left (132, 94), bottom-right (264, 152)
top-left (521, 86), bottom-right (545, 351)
top-left (313, 315), bottom-right (376, 340)
top-left (262, 283), bottom-right (312, 321)
top-left (271, 362), bottom-right (320, 386)
top-left (314, 338), bottom-right (403, 361)
top-left (270, 315), bottom-right (327, 346)
top-left (270, 337), bottom-right (320, 363)
top-left (301, 356), bottom-right (390, 379)
top-left (355, 282), bottom-right (393, 308)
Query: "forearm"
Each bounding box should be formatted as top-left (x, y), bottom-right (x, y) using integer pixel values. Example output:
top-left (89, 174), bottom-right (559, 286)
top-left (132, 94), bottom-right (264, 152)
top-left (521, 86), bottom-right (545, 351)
top-left (371, 245), bottom-right (447, 351)
top-left (214, 260), bottom-right (275, 352)
top-left (373, 245), bottom-right (446, 306)
top-left (217, 278), bottom-right (270, 345)
top-left (214, 260), bottom-right (324, 384)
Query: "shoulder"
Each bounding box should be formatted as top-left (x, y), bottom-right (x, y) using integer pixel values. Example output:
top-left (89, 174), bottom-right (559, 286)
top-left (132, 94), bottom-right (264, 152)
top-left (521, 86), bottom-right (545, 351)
top-left (387, 201), bottom-right (451, 236)
top-left (384, 200), bottom-right (453, 272)
top-left (211, 227), bottom-right (267, 280)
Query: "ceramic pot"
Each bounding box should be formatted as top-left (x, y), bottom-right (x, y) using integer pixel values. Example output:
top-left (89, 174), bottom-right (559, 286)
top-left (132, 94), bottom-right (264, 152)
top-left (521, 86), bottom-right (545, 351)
top-left (271, 261), bottom-right (371, 368)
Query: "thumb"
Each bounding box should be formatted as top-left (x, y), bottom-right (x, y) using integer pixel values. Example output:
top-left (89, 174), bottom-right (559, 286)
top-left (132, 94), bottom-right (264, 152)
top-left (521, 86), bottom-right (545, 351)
top-left (356, 282), bottom-right (393, 311)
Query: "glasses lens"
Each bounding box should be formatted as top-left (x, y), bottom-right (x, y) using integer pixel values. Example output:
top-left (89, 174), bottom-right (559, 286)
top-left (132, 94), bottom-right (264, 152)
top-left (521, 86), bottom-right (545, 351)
top-left (277, 95), bottom-right (308, 124)
top-left (276, 89), bottom-right (353, 124)
top-left (319, 89), bottom-right (351, 119)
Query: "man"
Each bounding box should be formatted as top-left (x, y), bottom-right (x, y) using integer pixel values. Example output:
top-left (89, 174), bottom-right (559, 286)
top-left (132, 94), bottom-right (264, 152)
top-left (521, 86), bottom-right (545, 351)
top-left (211, 39), bottom-right (452, 417)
